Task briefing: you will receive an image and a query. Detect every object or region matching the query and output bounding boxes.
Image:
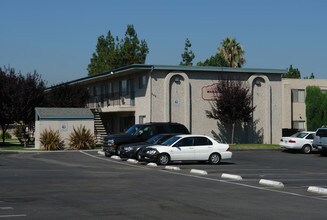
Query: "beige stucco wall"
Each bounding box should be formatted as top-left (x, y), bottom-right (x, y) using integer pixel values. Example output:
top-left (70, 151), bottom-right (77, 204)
top-left (134, 72), bottom-right (151, 124)
top-left (35, 120), bottom-right (94, 149)
top-left (282, 79), bottom-right (327, 130)
top-left (148, 70), bottom-right (282, 144)
top-left (85, 68), bottom-right (285, 144)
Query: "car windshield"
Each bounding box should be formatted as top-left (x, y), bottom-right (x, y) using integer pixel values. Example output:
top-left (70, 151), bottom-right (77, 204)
top-left (146, 134), bottom-right (163, 144)
top-left (125, 125), bottom-right (149, 136)
top-left (161, 136), bottom-right (181, 146)
top-left (291, 132), bottom-right (308, 138)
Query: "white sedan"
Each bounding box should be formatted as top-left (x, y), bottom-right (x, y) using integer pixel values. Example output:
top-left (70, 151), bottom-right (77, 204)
top-left (138, 134), bottom-right (232, 165)
top-left (279, 131), bottom-right (315, 154)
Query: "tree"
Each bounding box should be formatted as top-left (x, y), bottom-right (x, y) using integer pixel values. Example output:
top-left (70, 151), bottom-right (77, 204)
top-left (205, 80), bottom-right (256, 144)
top-left (180, 38), bottom-right (195, 66)
top-left (87, 31), bottom-right (117, 75)
top-left (304, 73), bottom-right (315, 79)
top-left (119, 25), bottom-right (149, 67)
top-left (306, 86), bottom-right (327, 130)
top-left (87, 25), bottom-right (149, 75)
top-left (0, 67), bottom-right (19, 143)
top-left (0, 67), bottom-right (46, 143)
top-left (197, 53), bottom-right (227, 67)
top-left (197, 37), bottom-right (245, 67)
top-left (45, 83), bottom-right (89, 107)
top-left (17, 71), bottom-right (46, 129)
top-left (219, 37), bottom-right (246, 67)
top-left (282, 65), bottom-right (301, 78)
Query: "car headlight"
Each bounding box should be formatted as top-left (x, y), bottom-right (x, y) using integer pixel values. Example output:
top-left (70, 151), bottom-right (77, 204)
top-left (146, 149), bottom-right (157, 155)
top-left (124, 146), bottom-right (133, 152)
top-left (107, 140), bottom-right (117, 147)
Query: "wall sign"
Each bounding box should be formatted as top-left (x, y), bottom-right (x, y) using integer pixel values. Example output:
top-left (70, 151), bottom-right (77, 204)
top-left (202, 83), bottom-right (221, 100)
top-left (60, 121), bottom-right (68, 132)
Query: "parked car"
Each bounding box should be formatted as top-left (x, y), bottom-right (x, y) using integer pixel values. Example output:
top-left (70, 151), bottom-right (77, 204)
top-left (117, 133), bottom-right (178, 159)
top-left (312, 127), bottom-right (327, 156)
top-left (279, 131), bottom-right (315, 154)
top-left (102, 122), bottom-right (190, 156)
top-left (137, 134), bottom-right (232, 165)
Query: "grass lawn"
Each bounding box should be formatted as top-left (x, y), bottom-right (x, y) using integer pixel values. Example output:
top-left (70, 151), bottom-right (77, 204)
top-left (1, 138), bottom-right (279, 151)
top-left (0, 138), bottom-right (37, 151)
top-left (0, 139), bottom-right (102, 151)
top-left (231, 144), bottom-right (280, 151)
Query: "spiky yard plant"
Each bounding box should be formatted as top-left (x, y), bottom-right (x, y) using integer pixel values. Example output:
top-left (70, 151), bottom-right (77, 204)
top-left (39, 128), bottom-right (64, 150)
top-left (68, 125), bottom-right (96, 150)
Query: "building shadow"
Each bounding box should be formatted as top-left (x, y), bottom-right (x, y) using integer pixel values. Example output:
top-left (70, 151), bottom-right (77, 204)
top-left (211, 119), bottom-right (264, 144)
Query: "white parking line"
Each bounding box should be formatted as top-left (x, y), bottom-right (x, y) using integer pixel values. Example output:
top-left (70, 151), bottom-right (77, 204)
top-left (80, 151), bottom-right (327, 202)
top-left (0, 214), bottom-right (26, 218)
top-left (0, 207), bottom-right (13, 210)
top-left (79, 151), bottom-right (151, 170)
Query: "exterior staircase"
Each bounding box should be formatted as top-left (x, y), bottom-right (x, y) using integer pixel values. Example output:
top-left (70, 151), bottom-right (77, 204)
top-left (91, 109), bottom-right (108, 144)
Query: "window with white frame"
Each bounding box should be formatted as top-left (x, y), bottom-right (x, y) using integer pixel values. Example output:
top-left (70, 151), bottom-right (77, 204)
top-left (292, 89), bottom-right (305, 103)
top-left (292, 121), bottom-right (305, 130)
top-left (139, 115), bottom-right (146, 124)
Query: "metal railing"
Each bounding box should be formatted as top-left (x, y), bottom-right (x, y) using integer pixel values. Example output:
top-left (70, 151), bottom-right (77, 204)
top-left (87, 92), bottom-right (135, 109)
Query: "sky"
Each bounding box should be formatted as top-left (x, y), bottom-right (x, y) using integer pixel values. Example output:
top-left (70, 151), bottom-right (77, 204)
top-left (1, 0), bottom-right (326, 86)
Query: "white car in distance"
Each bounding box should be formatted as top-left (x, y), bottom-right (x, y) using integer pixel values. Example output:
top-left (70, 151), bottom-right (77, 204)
top-left (138, 134), bottom-right (232, 165)
top-left (279, 131), bottom-right (315, 154)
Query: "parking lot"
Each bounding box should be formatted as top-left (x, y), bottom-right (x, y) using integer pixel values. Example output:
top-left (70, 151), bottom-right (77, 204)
top-left (1, 150), bottom-right (327, 219)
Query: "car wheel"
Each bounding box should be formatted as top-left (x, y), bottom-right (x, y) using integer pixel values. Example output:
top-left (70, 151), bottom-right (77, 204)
top-left (301, 145), bottom-right (312, 154)
top-left (209, 153), bottom-right (221, 165)
top-left (157, 153), bottom-right (170, 165)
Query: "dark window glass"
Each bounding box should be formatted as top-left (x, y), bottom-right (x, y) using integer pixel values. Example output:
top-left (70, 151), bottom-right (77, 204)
top-left (157, 135), bottom-right (175, 144)
top-left (174, 137), bottom-right (193, 147)
top-left (306, 134), bottom-right (314, 139)
top-left (194, 137), bottom-right (212, 146)
top-left (317, 129), bottom-right (327, 137)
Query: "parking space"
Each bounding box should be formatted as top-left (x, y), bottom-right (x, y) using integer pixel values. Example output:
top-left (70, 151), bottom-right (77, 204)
top-left (1, 150), bottom-right (327, 219)
top-left (91, 150), bottom-right (327, 199)
top-left (0, 200), bottom-right (27, 218)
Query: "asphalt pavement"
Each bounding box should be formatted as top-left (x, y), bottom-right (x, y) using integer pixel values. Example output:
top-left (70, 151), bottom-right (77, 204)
top-left (1, 150), bottom-right (327, 219)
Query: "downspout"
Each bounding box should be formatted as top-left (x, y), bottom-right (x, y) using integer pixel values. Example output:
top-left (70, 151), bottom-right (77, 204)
top-left (149, 66), bottom-right (154, 122)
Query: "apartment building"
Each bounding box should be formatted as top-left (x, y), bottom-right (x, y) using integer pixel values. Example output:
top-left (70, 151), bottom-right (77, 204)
top-left (64, 64), bottom-right (285, 144)
top-left (282, 78), bottom-right (327, 132)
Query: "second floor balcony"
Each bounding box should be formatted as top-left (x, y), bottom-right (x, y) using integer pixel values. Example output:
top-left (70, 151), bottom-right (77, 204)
top-left (87, 92), bottom-right (135, 112)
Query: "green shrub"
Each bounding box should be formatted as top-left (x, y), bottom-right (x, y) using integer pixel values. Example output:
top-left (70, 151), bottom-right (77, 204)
top-left (40, 129), bottom-right (64, 150)
top-left (0, 131), bottom-right (12, 139)
top-left (68, 125), bottom-right (96, 150)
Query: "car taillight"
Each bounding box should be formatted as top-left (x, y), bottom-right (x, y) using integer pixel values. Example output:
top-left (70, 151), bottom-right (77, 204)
top-left (289, 140), bottom-right (296, 143)
top-left (226, 146), bottom-right (231, 151)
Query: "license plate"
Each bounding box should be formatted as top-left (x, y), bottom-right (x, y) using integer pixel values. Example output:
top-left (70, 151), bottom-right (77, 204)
top-left (318, 146), bottom-right (322, 149)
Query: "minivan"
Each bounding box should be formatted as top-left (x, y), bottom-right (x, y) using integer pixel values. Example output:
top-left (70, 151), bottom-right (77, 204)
top-left (312, 127), bottom-right (327, 156)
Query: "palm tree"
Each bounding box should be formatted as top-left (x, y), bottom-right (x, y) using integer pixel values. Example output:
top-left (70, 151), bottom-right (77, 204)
top-left (219, 37), bottom-right (246, 67)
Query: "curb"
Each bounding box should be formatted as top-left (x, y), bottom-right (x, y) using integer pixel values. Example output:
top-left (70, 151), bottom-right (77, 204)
top-left (127, 159), bottom-right (138, 164)
top-left (221, 173), bottom-right (243, 181)
top-left (307, 186), bottom-right (327, 195)
top-left (164, 166), bottom-right (180, 171)
top-left (147, 163), bottom-right (158, 167)
top-left (259, 179), bottom-right (284, 188)
top-left (190, 169), bottom-right (208, 175)
top-left (111, 155), bottom-right (121, 160)
top-left (97, 151), bottom-right (105, 156)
